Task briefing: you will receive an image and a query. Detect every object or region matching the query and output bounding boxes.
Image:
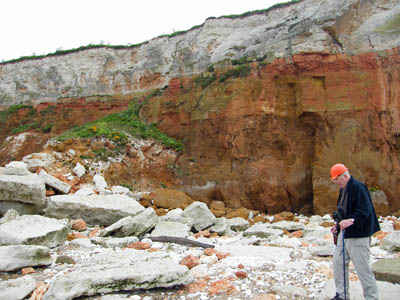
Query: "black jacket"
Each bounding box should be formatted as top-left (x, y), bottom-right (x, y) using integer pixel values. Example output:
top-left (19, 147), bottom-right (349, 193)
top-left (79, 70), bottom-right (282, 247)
top-left (337, 176), bottom-right (381, 239)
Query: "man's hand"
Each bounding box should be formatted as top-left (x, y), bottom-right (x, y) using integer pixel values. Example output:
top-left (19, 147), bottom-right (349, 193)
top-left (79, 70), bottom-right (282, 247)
top-left (339, 219), bottom-right (354, 230)
top-left (330, 226), bottom-right (337, 233)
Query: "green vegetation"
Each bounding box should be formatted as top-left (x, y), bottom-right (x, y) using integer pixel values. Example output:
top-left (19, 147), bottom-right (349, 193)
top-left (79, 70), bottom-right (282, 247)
top-left (12, 122), bottom-right (39, 134)
top-left (369, 186), bottom-right (380, 192)
top-left (57, 91), bottom-right (184, 152)
top-left (0, 104), bottom-right (52, 134)
top-left (41, 123), bottom-right (53, 133)
top-left (231, 45), bottom-right (246, 51)
top-left (0, 104), bottom-right (35, 122)
top-left (194, 73), bottom-right (217, 88)
top-left (207, 65), bottom-right (215, 73)
top-left (232, 56), bottom-right (254, 65)
top-left (219, 64), bottom-right (251, 82)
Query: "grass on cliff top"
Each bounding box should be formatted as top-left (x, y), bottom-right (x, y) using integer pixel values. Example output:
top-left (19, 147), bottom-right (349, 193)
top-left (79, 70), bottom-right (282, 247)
top-left (56, 98), bottom-right (184, 153)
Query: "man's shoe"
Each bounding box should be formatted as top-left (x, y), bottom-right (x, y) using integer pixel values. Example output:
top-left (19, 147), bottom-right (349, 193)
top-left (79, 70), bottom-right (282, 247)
top-left (330, 293), bottom-right (344, 300)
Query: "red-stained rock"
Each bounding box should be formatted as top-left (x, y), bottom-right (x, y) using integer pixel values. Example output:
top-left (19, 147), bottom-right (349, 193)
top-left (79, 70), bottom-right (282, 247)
top-left (184, 278), bottom-right (208, 293)
top-left (67, 232), bottom-right (89, 240)
top-left (45, 189), bottom-right (56, 196)
top-left (203, 248), bottom-right (230, 260)
top-left (290, 230), bottom-right (304, 238)
top-left (152, 189), bottom-right (194, 209)
top-left (127, 242), bottom-right (151, 250)
top-left (393, 220), bottom-right (400, 231)
top-left (208, 278), bottom-right (238, 296)
top-left (373, 231), bottom-right (389, 242)
top-left (215, 251), bottom-right (230, 260)
top-left (21, 267), bottom-right (35, 275)
top-left (193, 230), bottom-right (211, 238)
top-left (235, 271), bottom-right (247, 278)
top-left (273, 211), bottom-right (294, 222)
top-left (71, 219), bottom-right (87, 231)
top-left (88, 227), bottom-right (101, 238)
top-left (204, 248), bottom-right (216, 256)
top-left (179, 255), bottom-right (200, 269)
top-left (30, 281), bottom-right (49, 300)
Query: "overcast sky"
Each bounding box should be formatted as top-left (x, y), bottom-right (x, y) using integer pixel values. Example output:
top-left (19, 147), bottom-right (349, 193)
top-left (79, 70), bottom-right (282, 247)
top-left (1, 0), bottom-right (283, 62)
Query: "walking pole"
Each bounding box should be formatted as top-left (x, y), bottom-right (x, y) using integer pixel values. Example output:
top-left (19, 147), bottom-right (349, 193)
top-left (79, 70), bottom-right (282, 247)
top-left (342, 229), bottom-right (347, 300)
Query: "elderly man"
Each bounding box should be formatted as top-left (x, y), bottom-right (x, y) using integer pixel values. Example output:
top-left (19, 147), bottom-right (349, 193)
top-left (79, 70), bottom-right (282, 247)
top-left (330, 163), bottom-right (381, 300)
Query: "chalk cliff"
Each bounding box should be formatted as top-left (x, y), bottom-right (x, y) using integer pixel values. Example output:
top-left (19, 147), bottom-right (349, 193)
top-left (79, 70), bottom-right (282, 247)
top-left (1, 0), bottom-right (400, 215)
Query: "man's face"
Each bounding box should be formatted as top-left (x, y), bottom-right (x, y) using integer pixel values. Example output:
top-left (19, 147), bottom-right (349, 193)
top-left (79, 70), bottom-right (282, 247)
top-left (333, 174), bottom-right (348, 189)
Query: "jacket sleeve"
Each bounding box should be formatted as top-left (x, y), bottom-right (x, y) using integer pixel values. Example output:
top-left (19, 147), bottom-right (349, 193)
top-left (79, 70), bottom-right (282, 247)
top-left (348, 183), bottom-right (372, 228)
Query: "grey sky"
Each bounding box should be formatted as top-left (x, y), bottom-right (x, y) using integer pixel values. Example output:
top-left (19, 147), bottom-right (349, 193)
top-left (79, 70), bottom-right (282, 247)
top-left (1, 0), bottom-right (283, 61)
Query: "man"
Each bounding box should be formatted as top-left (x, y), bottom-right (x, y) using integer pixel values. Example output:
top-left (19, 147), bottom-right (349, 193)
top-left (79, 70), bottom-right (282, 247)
top-left (330, 163), bottom-right (381, 300)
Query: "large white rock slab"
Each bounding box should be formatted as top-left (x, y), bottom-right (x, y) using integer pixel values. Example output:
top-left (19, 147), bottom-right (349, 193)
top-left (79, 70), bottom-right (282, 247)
top-left (0, 201), bottom-right (43, 216)
top-left (0, 245), bottom-right (52, 271)
top-left (91, 236), bottom-right (139, 248)
top-left (42, 257), bottom-right (192, 300)
top-left (151, 221), bottom-right (191, 238)
top-left (100, 207), bottom-right (157, 237)
top-left (38, 169), bottom-right (71, 194)
top-left (0, 275), bottom-right (37, 300)
top-left (44, 194), bottom-right (145, 225)
top-left (227, 217), bottom-right (250, 232)
top-left (216, 245), bottom-right (292, 267)
top-left (183, 201), bottom-right (216, 231)
top-left (0, 174), bottom-right (46, 205)
top-left (159, 208), bottom-right (194, 227)
top-left (0, 215), bottom-right (68, 247)
top-left (270, 221), bottom-right (305, 231)
top-left (0, 161), bottom-right (31, 176)
top-left (243, 223), bottom-right (283, 238)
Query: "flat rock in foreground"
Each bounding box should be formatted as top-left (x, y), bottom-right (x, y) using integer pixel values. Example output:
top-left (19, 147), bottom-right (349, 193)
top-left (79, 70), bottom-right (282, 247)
top-left (42, 257), bottom-right (192, 300)
top-left (44, 194), bottom-right (145, 225)
top-left (372, 258), bottom-right (400, 284)
top-left (0, 245), bottom-right (52, 271)
top-left (0, 215), bottom-right (68, 247)
top-left (0, 174), bottom-right (45, 205)
top-left (0, 275), bottom-right (36, 300)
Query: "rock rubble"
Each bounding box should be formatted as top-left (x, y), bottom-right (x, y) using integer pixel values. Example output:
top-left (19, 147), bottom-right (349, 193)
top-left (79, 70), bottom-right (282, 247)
top-left (1, 160), bottom-right (400, 300)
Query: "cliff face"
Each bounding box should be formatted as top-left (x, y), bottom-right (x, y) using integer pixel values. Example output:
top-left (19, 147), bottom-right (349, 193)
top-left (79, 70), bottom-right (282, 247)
top-left (1, 0), bottom-right (399, 105)
top-left (1, 0), bottom-right (400, 215)
top-left (140, 50), bottom-right (400, 215)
